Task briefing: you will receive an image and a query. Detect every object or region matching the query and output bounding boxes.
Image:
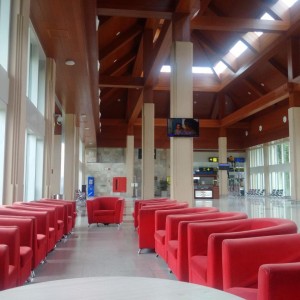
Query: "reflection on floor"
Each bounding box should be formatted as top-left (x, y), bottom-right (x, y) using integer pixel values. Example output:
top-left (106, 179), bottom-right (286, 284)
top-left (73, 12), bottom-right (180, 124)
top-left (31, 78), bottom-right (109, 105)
top-left (32, 196), bottom-right (300, 284)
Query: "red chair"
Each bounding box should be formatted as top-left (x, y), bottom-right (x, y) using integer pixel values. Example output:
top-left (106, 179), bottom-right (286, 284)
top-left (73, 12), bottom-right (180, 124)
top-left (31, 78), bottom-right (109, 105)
top-left (6, 205), bottom-right (56, 253)
top-left (0, 217), bottom-right (33, 285)
top-left (0, 226), bottom-right (20, 290)
top-left (166, 212), bottom-right (248, 282)
top-left (28, 201), bottom-right (64, 241)
top-left (154, 206), bottom-right (219, 261)
top-left (222, 233), bottom-right (300, 300)
top-left (38, 200), bottom-right (72, 235)
top-left (0, 208), bottom-right (48, 271)
top-left (0, 244), bottom-right (10, 290)
top-left (188, 218), bottom-right (298, 290)
top-left (132, 198), bottom-right (169, 229)
top-left (138, 202), bottom-right (189, 253)
top-left (11, 203), bottom-right (58, 251)
top-left (40, 199), bottom-right (76, 230)
top-left (86, 197), bottom-right (125, 228)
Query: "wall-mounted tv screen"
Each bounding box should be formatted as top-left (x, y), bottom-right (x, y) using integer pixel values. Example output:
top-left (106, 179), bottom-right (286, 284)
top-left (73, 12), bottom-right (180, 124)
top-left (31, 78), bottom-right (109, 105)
top-left (167, 118), bottom-right (199, 137)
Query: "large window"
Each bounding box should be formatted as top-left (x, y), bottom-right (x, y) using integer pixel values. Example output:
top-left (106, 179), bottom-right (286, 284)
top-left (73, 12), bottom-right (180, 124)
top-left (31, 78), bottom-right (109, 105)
top-left (268, 140), bottom-right (291, 196)
top-left (0, 0), bottom-right (11, 71)
top-left (24, 132), bottom-right (44, 201)
top-left (24, 25), bottom-right (46, 201)
top-left (27, 26), bottom-right (46, 115)
top-left (0, 108), bottom-right (6, 204)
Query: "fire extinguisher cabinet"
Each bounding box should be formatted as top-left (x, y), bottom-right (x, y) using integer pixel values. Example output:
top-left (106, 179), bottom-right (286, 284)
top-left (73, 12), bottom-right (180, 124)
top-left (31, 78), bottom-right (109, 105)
top-left (113, 177), bottom-right (127, 193)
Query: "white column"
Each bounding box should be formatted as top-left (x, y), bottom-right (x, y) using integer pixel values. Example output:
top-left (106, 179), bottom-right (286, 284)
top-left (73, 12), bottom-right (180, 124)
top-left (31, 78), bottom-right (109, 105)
top-left (126, 135), bottom-right (134, 197)
top-left (289, 107), bottom-right (300, 200)
top-left (218, 137), bottom-right (228, 196)
top-left (3, 0), bottom-right (30, 204)
top-left (43, 58), bottom-right (56, 198)
top-left (142, 103), bottom-right (155, 199)
top-left (170, 41), bottom-right (194, 206)
top-left (62, 114), bottom-right (77, 200)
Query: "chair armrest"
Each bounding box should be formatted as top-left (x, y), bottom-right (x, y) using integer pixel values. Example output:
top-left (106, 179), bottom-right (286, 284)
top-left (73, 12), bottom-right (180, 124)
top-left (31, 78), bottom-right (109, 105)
top-left (258, 262), bottom-right (300, 300)
top-left (222, 234), bottom-right (300, 291)
top-left (0, 244), bottom-right (9, 290)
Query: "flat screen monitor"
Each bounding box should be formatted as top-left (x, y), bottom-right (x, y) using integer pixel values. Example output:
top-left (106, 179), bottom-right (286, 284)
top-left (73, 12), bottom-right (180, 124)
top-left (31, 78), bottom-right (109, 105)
top-left (167, 118), bottom-right (199, 137)
top-left (218, 163), bottom-right (230, 170)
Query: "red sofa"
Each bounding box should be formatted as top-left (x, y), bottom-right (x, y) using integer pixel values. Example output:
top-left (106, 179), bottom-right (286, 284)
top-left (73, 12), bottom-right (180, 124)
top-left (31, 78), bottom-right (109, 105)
top-left (132, 198), bottom-right (169, 229)
top-left (86, 197), bottom-right (125, 227)
top-left (166, 211), bottom-right (248, 282)
top-left (0, 217), bottom-right (33, 285)
top-left (222, 233), bottom-right (300, 300)
top-left (188, 218), bottom-right (298, 290)
top-left (0, 226), bottom-right (20, 290)
top-left (137, 202), bottom-right (189, 253)
top-left (0, 208), bottom-right (48, 270)
top-left (154, 206), bottom-right (219, 260)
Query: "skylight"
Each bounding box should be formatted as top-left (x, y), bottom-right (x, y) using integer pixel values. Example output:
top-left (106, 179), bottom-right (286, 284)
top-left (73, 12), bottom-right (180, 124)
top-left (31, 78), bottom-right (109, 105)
top-left (214, 61), bottom-right (227, 75)
top-left (229, 41), bottom-right (248, 58)
top-left (192, 66), bottom-right (213, 74)
top-left (160, 65), bottom-right (214, 74)
top-left (281, 0), bottom-right (298, 8)
top-left (255, 12), bottom-right (275, 37)
top-left (160, 65), bottom-right (171, 73)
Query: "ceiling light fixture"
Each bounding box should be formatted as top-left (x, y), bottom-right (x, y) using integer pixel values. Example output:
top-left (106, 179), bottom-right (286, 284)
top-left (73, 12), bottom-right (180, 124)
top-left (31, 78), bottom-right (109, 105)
top-left (65, 59), bottom-right (75, 66)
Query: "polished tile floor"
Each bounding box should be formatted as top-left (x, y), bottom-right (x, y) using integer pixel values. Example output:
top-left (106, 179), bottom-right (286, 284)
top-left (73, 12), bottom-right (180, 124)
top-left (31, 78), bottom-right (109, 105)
top-left (32, 196), bottom-right (300, 284)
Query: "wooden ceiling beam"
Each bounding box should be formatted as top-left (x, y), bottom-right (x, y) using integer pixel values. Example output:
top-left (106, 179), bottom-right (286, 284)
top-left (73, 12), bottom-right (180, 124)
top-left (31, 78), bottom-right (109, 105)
top-left (105, 53), bottom-right (136, 76)
top-left (127, 20), bottom-right (172, 126)
top-left (97, 8), bottom-right (172, 19)
top-left (191, 16), bottom-right (290, 32)
top-left (99, 75), bottom-right (144, 89)
top-left (99, 25), bottom-right (143, 61)
top-left (221, 83), bottom-right (290, 127)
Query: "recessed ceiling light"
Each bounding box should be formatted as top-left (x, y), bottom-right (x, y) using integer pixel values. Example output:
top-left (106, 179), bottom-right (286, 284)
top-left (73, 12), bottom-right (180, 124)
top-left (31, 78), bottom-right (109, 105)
top-left (116, 31), bottom-right (121, 36)
top-left (113, 59), bottom-right (117, 63)
top-left (248, 91), bottom-right (252, 95)
top-left (85, 127), bottom-right (90, 130)
top-left (65, 60), bottom-right (75, 66)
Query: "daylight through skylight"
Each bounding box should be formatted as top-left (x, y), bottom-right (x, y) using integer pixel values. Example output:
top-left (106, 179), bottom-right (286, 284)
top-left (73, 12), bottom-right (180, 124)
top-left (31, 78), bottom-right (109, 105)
top-left (229, 41), bottom-right (248, 57)
top-left (255, 12), bottom-right (275, 36)
top-left (281, 0), bottom-right (298, 8)
top-left (192, 67), bottom-right (213, 74)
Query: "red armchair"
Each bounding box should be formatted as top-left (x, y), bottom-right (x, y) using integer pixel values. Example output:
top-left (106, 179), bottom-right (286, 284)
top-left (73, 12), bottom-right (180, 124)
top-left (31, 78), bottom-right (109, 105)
top-left (38, 200), bottom-right (72, 235)
top-left (28, 201), bottom-right (64, 241)
top-left (138, 202), bottom-right (189, 253)
top-left (11, 203), bottom-right (58, 251)
top-left (40, 199), bottom-right (76, 230)
top-left (0, 208), bottom-right (48, 271)
top-left (222, 233), bottom-right (300, 300)
top-left (0, 217), bottom-right (33, 285)
top-left (86, 197), bottom-right (125, 228)
top-left (0, 226), bottom-right (20, 290)
top-left (166, 211), bottom-right (248, 282)
top-left (132, 198), bottom-right (169, 229)
top-left (154, 206), bottom-right (219, 260)
top-left (6, 205), bottom-right (56, 253)
top-left (188, 218), bottom-right (297, 290)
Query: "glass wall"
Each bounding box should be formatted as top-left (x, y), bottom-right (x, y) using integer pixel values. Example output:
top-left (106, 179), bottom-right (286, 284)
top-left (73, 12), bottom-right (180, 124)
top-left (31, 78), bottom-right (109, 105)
top-left (0, 0), bottom-right (10, 204)
top-left (248, 139), bottom-right (291, 197)
top-left (249, 145), bottom-right (265, 191)
top-left (24, 25), bottom-right (46, 201)
top-left (0, 0), bottom-right (11, 71)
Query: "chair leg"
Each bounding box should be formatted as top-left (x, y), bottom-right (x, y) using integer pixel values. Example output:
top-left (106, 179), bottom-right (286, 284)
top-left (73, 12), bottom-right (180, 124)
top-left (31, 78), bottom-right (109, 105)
top-left (138, 249), bottom-right (142, 254)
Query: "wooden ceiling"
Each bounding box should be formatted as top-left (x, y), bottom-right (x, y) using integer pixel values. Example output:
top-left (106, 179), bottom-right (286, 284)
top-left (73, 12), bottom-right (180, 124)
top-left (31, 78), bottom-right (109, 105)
top-left (30, 0), bottom-right (300, 150)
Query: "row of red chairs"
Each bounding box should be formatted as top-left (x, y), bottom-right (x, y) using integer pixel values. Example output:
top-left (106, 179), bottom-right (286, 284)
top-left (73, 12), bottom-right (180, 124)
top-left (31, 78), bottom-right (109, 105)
top-left (134, 198), bottom-right (300, 299)
top-left (0, 199), bottom-right (76, 291)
